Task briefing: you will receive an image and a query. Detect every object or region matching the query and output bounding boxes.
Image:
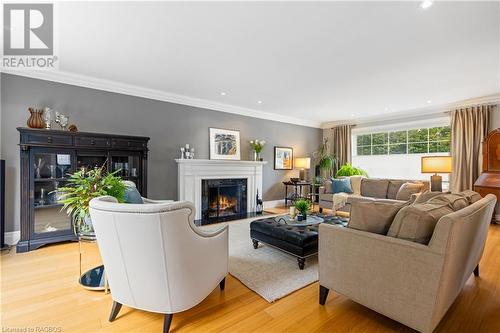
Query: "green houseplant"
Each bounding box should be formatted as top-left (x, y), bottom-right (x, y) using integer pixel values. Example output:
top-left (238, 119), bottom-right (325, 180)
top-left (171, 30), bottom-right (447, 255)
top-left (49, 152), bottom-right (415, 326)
top-left (313, 138), bottom-right (336, 180)
top-left (249, 139), bottom-right (266, 161)
top-left (57, 165), bottom-right (126, 235)
top-left (335, 163), bottom-right (368, 178)
top-left (294, 199), bottom-right (311, 221)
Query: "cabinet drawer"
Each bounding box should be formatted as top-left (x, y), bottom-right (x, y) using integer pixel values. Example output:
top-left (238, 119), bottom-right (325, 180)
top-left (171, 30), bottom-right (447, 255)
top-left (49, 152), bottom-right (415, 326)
top-left (75, 136), bottom-right (111, 148)
top-left (112, 138), bottom-right (146, 149)
top-left (24, 133), bottom-right (72, 146)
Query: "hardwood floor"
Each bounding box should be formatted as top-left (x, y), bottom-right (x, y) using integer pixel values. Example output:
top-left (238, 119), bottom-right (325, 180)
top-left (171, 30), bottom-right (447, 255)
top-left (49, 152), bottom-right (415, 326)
top-left (2, 219), bottom-right (500, 332)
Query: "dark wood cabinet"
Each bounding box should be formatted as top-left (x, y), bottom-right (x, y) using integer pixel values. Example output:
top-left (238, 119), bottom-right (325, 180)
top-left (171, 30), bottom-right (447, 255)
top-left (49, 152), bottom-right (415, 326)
top-left (17, 127), bottom-right (150, 252)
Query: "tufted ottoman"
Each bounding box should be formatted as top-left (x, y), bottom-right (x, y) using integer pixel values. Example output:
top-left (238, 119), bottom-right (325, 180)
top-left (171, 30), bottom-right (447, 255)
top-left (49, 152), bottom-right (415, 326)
top-left (250, 214), bottom-right (348, 269)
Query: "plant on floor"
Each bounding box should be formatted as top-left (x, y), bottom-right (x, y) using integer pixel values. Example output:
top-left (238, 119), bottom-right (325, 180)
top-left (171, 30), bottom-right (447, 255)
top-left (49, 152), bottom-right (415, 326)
top-left (57, 164), bottom-right (126, 235)
top-left (335, 163), bottom-right (368, 178)
top-left (294, 199), bottom-right (311, 219)
top-left (313, 138), bottom-right (336, 180)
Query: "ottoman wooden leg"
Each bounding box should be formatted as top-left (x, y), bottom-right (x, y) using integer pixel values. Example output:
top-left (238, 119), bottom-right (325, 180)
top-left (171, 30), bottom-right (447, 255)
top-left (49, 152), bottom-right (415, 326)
top-left (297, 257), bottom-right (305, 270)
top-left (252, 239), bottom-right (259, 249)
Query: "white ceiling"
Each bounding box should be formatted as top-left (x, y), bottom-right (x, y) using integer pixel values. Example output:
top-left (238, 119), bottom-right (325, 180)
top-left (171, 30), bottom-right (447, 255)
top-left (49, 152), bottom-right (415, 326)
top-left (16, 1), bottom-right (500, 127)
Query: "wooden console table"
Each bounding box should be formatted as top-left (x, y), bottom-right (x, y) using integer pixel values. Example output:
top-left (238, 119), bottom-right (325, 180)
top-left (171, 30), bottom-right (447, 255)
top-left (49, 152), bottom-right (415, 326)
top-left (283, 181), bottom-right (312, 206)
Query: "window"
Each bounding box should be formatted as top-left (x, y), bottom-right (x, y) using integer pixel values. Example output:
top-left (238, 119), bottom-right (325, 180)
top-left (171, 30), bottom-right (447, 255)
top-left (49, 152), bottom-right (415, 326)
top-left (355, 126), bottom-right (451, 156)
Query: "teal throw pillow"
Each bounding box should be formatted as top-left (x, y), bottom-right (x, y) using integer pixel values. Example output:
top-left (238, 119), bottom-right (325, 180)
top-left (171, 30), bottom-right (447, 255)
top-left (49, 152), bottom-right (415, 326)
top-left (124, 186), bottom-right (144, 204)
top-left (330, 178), bottom-right (353, 194)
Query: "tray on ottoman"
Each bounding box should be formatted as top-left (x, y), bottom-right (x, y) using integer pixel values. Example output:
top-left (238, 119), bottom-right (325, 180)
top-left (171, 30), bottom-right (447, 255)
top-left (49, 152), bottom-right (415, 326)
top-left (250, 214), bottom-right (348, 269)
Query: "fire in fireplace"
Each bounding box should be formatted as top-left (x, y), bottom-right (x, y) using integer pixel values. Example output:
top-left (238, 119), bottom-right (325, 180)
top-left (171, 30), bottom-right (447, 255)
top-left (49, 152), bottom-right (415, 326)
top-left (202, 178), bottom-right (247, 222)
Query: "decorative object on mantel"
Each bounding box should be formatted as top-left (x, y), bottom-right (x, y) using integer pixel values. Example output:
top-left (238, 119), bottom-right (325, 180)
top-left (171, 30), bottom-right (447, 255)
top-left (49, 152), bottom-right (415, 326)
top-left (180, 144), bottom-right (195, 159)
top-left (249, 139), bottom-right (266, 161)
top-left (274, 146), bottom-right (293, 170)
top-left (27, 107), bottom-right (44, 129)
top-left (255, 189), bottom-right (263, 215)
top-left (209, 128), bottom-right (241, 160)
top-left (55, 111), bottom-right (69, 130)
top-left (68, 124), bottom-right (78, 132)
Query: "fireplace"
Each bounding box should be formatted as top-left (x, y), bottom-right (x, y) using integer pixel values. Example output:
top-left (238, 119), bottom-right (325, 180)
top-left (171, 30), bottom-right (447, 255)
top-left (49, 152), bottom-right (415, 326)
top-left (201, 178), bottom-right (247, 222)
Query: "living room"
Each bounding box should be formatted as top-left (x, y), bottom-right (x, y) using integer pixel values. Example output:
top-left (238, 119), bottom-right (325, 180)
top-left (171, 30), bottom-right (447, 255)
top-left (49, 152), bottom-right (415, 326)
top-left (1, 1), bottom-right (500, 332)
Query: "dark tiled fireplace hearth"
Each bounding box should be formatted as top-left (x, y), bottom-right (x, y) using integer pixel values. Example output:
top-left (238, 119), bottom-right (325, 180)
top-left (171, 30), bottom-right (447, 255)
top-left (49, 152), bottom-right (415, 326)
top-left (201, 178), bottom-right (247, 223)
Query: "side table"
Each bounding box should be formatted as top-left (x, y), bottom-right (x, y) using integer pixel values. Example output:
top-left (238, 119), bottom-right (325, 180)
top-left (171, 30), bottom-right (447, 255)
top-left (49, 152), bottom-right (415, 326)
top-left (78, 232), bottom-right (109, 293)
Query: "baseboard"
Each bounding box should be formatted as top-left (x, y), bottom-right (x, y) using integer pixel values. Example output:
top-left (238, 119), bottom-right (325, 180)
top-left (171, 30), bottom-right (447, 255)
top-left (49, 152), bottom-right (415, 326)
top-left (263, 199), bottom-right (285, 209)
top-left (495, 214), bottom-right (500, 224)
top-left (4, 231), bottom-right (20, 246)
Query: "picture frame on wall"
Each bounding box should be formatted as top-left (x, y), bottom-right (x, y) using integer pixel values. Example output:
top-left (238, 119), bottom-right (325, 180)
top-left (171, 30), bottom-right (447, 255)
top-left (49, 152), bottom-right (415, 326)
top-left (209, 128), bottom-right (241, 160)
top-left (274, 146), bottom-right (293, 170)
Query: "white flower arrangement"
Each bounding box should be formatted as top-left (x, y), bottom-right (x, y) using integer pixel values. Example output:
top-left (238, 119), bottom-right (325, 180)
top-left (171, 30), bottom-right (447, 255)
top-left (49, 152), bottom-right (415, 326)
top-left (249, 139), bottom-right (266, 153)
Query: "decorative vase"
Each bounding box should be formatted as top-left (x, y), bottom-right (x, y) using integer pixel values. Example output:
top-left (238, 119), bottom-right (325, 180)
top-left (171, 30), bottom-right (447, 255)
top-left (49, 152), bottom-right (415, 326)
top-left (253, 150), bottom-right (258, 161)
top-left (78, 215), bottom-right (95, 238)
top-left (27, 108), bottom-right (44, 129)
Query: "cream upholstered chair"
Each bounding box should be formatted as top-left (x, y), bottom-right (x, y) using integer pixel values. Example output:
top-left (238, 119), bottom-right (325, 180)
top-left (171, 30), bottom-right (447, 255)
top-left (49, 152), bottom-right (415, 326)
top-left (89, 196), bottom-right (229, 333)
top-left (318, 194), bottom-right (496, 333)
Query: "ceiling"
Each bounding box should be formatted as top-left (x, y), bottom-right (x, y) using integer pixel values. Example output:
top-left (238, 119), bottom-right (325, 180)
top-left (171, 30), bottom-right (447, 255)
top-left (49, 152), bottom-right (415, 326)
top-left (12, 1), bottom-right (500, 127)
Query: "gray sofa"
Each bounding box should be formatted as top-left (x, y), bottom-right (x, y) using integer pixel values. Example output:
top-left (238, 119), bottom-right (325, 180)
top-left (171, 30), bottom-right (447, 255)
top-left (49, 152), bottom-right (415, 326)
top-left (318, 193), bottom-right (496, 332)
top-left (319, 177), bottom-right (429, 212)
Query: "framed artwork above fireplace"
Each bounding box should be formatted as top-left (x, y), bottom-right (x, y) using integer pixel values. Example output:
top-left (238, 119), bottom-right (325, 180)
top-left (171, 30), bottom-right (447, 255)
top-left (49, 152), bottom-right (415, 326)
top-left (209, 128), bottom-right (241, 160)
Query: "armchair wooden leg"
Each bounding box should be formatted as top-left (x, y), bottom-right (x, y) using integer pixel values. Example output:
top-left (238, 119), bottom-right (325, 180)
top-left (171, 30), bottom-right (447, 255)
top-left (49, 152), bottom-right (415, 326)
top-left (220, 277), bottom-right (226, 291)
top-left (108, 301), bottom-right (122, 322)
top-left (319, 285), bottom-right (329, 305)
top-left (474, 265), bottom-right (480, 277)
top-left (163, 313), bottom-right (173, 333)
top-left (319, 207), bottom-right (323, 213)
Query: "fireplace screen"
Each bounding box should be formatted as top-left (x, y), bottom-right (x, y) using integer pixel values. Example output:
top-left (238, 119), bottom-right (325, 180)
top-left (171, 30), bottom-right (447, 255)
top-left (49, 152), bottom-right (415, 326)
top-left (201, 178), bottom-right (247, 221)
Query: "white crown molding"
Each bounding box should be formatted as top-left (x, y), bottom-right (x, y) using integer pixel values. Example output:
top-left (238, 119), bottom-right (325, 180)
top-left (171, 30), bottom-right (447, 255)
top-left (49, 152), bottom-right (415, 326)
top-left (321, 93), bottom-right (500, 129)
top-left (1, 70), bottom-right (322, 128)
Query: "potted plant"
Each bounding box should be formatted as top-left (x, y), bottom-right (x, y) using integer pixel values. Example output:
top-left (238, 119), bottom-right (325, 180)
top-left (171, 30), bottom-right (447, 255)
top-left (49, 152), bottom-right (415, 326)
top-left (249, 139), bottom-right (266, 161)
top-left (335, 163), bottom-right (368, 178)
top-left (294, 199), bottom-right (311, 221)
top-left (313, 138), bottom-right (336, 180)
top-left (57, 165), bottom-right (126, 236)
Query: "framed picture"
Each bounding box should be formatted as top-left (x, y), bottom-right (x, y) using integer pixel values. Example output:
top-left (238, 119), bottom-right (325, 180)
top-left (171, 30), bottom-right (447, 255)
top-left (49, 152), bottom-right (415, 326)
top-left (209, 128), bottom-right (241, 160)
top-left (274, 146), bottom-right (293, 170)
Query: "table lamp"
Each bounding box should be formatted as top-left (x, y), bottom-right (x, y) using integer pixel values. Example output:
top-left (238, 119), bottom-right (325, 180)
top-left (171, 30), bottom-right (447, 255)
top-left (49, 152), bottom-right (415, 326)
top-left (295, 157), bottom-right (311, 181)
top-left (421, 156), bottom-right (452, 192)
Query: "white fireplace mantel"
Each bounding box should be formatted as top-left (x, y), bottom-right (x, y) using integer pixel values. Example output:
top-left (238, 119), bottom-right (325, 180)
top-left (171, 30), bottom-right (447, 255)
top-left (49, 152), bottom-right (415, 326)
top-left (175, 159), bottom-right (267, 220)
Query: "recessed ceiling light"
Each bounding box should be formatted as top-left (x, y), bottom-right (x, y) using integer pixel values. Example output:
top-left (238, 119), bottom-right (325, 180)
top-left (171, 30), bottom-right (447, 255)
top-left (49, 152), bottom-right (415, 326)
top-left (420, 0), bottom-right (433, 9)
top-left (220, 92), bottom-right (226, 96)
top-left (257, 100), bottom-right (263, 104)
top-left (350, 113), bottom-right (355, 117)
top-left (384, 107), bottom-right (389, 111)
top-left (427, 100), bottom-right (432, 104)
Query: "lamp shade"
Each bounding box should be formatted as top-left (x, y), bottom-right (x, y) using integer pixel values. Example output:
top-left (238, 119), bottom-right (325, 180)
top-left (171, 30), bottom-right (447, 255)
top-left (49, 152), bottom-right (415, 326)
top-left (295, 157), bottom-right (311, 169)
top-left (421, 156), bottom-right (452, 174)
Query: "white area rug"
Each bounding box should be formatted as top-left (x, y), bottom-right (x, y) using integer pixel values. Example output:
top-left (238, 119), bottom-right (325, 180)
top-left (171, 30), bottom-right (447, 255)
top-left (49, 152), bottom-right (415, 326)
top-left (203, 216), bottom-right (318, 302)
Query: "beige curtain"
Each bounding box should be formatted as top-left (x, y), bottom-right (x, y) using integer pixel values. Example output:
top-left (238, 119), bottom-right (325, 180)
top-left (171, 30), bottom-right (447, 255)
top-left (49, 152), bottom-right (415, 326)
top-left (450, 105), bottom-right (491, 192)
top-left (330, 124), bottom-right (352, 173)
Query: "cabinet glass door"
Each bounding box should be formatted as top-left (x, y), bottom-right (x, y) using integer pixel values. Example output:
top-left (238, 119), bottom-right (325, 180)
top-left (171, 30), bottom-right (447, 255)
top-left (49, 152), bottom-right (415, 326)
top-left (77, 151), bottom-right (107, 170)
top-left (110, 152), bottom-right (141, 190)
top-left (32, 149), bottom-right (74, 237)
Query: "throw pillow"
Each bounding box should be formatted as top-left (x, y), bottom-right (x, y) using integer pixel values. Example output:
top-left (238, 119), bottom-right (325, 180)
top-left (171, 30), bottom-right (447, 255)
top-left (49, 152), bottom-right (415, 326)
top-left (348, 201), bottom-right (408, 235)
top-left (330, 178), bottom-right (353, 194)
top-left (124, 185), bottom-right (144, 204)
top-left (360, 178), bottom-right (389, 198)
top-left (387, 201), bottom-right (454, 244)
top-left (458, 190), bottom-right (482, 204)
top-left (349, 175), bottom-right (365, 195)
top-left (413, 190), bottom-right (446, 204)
top-left (387, 180), bottom-right (406, 200)
top-left (395, 182), bottom-right (423, 201)
top-left (427, 193), bottom-right (469, 211)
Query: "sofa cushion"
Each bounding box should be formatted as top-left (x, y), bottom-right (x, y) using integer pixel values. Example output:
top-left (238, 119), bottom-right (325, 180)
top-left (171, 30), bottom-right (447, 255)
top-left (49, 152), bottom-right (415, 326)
top-left (387, 180), bottom-right (406, 199)
top-left (387, 201), bottom-right (454, 244)
top-left (395, 182), bottom-right (424, 201)
top-left (361, 178), bottom-right (389, 198)
top-left (330, 178), bottom-right (353, 194)
top-left (348, 201), bottom-right (407, 235)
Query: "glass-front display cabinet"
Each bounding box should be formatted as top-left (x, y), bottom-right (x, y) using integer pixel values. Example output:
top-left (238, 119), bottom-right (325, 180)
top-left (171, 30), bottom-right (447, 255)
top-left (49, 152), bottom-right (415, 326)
top-left (18, 127), bottom-right (149, 252)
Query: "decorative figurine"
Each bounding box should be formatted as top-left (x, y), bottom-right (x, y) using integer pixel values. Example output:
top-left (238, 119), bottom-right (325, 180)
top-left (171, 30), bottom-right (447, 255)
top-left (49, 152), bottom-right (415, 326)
top-left (256, 189), bottom-right (263, 215)
top-left (68, 124), bottom-right (78, 132)
top-left (43, 107), bottom-right (52, 129)
top-left (34, 158), bottom-right (45, 179)
top-left (55, 111), bottom-right (69, 130)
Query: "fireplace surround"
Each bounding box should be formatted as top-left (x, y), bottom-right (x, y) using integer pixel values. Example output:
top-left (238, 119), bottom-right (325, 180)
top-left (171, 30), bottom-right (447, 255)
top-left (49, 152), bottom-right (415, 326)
top-left (176, 159), bottom-right (266, 222)
top-left (201, 178), bottom-right (247, 222)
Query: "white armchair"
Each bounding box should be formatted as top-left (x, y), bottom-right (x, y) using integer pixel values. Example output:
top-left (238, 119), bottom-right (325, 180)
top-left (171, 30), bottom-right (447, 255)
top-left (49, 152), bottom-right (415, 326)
top-left (89, 196), bottom-right (229, 332)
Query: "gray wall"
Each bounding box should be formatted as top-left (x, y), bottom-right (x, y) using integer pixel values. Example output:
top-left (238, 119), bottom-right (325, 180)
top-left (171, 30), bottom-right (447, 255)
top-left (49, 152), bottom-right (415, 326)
top-left (1, 73), bottom-right (322, 232)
